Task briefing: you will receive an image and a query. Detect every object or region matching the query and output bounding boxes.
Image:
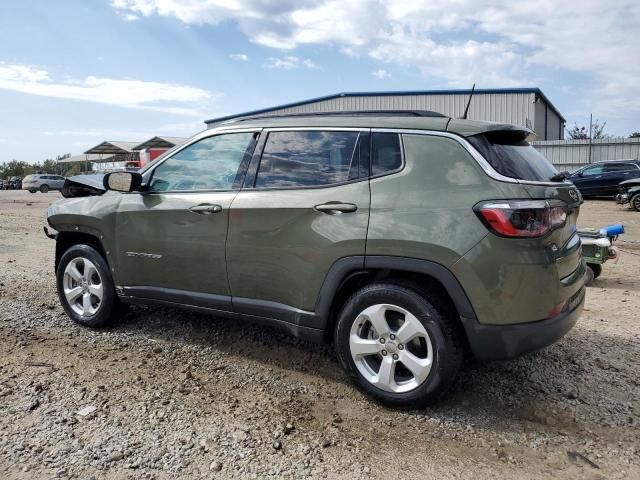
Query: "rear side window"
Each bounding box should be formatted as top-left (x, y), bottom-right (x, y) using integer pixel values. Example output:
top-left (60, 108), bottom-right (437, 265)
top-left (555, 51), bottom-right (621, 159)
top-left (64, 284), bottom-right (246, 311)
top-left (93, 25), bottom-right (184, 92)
top-left (604, 163), bottom-right (637, 172)
top-left (468, 132), bottom-right (558, 182)
top-left (371, 133), bottom-right (402, 176)
top-left (255, 131), bottom-right (361, 188)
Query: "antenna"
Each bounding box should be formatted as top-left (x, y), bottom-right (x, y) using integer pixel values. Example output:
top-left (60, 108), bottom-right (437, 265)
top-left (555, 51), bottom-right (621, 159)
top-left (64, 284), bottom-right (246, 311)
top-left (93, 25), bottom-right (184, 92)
top-left (462, 83), bottom-right (476, 119)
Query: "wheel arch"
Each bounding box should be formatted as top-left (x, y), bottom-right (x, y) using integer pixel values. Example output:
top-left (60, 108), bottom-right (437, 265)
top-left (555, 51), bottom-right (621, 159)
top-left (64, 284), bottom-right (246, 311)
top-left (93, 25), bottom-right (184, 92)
top-left (317, 256), bottom-right (478, 344)
top-left (55, 231), bottom-right (109, 272)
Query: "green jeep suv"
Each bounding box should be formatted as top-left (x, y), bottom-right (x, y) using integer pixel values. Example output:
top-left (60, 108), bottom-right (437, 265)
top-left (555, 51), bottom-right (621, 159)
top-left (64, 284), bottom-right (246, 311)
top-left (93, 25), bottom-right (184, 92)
top-left (47, 111), bottom-right (586, 406)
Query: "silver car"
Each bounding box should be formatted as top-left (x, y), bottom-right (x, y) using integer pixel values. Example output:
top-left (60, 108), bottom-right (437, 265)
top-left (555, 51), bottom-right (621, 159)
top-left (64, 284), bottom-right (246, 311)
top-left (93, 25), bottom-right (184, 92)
top-left (22, 174), bottom-right (66, 193)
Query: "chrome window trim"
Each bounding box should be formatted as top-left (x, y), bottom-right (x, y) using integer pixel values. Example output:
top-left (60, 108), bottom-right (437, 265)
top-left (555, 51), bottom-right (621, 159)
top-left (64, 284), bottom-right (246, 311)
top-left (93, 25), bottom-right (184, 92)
top-left (371, 128), bottom-right (572, 187)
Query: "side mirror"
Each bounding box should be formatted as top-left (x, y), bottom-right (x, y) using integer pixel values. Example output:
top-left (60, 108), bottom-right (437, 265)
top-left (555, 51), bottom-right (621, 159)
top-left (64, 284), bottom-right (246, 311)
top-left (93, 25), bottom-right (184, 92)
top-left (103, 171), bottom-right (143, 192)
top-left (576, 172), bottom-right (583, 178)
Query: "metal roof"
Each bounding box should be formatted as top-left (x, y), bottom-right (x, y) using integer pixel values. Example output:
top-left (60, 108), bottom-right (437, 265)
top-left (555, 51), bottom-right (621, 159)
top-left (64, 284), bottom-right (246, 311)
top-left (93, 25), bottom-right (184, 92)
top-left (57, 154), bottom-right (116, 164)
top-left (84, 141), bottom-right (141, 155)
top-left (205, 88), bottom-right (566, 125)
top-left (133, 136), bottom-right (187, 150)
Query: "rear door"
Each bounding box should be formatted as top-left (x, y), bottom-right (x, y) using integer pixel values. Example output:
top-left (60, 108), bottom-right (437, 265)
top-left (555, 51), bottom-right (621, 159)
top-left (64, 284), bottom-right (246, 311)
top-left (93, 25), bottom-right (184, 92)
top-left (601, 162), bottom-right (640, 195)
top-left (226, 128), bottom-right (371, 319)
top-left (468, 131), bottom-right (584, 281)
top-left (114, 131), bottom-right (259, 300)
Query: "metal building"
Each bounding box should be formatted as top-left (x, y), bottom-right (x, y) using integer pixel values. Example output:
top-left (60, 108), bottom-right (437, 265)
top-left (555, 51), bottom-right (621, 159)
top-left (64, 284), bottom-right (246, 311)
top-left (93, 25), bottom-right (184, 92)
top-left (205, 88), bottom-right (566, 141)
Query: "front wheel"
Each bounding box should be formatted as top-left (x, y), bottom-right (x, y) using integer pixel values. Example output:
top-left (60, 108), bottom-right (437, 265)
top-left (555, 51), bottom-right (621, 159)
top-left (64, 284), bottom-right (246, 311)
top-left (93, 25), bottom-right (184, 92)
top-left (56, 244), bottom-right (125, 328)
top-left (631, 193), bottom-right (640, 212)
top-left (29, 189), bottom-right (36, 193)
top-left (334, 282), bottom-right (464, 407)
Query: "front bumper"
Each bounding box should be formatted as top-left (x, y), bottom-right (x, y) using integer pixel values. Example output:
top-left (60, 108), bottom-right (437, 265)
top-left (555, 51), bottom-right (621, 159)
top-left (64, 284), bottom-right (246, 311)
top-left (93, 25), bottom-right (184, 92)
top-left (616, 193), bottom-right (629, 204)
top-left (463, 286), bottom-right (585, 360)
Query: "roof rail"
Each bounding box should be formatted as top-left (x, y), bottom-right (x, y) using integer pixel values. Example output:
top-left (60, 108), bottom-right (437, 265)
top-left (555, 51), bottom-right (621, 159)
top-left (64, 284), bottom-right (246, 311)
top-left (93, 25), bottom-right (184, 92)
top-left (213, 109), bottom-right (447, 124)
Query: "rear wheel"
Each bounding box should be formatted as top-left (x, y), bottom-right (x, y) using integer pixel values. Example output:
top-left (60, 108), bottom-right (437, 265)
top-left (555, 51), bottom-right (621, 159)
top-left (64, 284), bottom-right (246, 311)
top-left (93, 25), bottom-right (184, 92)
top-left (631, 193), bottom-right (640, 212)
top-left (586, 263), bottom-right (602, 283)
top-left (334, 282), bottom-right (464, 407)
top-left (39, 184), bottom-right (49, 193)
top-left (57, 244), bottom-right (125, 328)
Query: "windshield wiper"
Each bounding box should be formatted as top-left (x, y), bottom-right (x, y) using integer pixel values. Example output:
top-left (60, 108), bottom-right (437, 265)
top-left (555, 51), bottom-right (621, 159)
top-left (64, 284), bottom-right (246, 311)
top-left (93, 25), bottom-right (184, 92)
top-left (550, 171), bottom-right (568, 182)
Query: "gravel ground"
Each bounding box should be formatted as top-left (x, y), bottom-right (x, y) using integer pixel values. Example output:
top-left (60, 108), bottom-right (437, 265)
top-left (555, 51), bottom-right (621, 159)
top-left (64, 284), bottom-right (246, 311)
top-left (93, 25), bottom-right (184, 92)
top-left (0, 190), bottom-right (638, 480)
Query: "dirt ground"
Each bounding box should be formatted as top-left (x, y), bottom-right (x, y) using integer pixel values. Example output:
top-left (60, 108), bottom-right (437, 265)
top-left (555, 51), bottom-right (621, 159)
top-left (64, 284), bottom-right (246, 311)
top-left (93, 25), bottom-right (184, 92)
top-left (0, 190), bottom-right (638, 480)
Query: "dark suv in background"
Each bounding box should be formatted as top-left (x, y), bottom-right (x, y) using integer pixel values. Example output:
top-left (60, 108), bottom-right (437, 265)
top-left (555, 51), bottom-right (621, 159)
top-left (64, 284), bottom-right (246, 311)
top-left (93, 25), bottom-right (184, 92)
top-left (568, 160), bottom-right (640, 197)
top-left (47, 112), bottom-right (586, 406)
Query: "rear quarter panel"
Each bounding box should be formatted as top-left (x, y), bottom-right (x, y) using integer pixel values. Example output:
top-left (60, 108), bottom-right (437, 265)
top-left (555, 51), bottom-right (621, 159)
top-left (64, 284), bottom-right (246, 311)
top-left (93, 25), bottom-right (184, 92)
top-left (366, 133), bottom-right (511, 266)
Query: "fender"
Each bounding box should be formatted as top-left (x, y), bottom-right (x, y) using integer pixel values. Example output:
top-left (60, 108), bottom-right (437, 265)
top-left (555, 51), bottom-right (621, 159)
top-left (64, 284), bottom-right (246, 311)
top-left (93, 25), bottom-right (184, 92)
top-left (313, 255), bottom-right (478, 329)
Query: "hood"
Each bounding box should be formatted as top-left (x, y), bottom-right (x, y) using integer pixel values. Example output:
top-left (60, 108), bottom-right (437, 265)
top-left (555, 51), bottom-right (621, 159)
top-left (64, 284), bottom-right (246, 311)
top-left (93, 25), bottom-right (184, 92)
top-left (60, 174), bottom-right (106, 198)
top-left (619, 178), bottom-right (640, 188)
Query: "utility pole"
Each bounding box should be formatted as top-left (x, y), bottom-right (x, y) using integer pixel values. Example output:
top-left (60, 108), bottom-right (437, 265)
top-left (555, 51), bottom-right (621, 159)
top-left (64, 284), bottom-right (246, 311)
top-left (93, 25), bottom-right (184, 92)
top-left (588, 113), bottom-right (593, 164)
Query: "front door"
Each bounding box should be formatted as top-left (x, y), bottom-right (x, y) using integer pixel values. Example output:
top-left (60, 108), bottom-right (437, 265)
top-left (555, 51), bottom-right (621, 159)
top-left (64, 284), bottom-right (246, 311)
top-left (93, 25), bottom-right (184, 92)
top-left (571, 164), bottom-right (604, 196)
top-left (113, 131), bottom-right (259, 301)
top-left (226, 129), bottom-right (371, 320)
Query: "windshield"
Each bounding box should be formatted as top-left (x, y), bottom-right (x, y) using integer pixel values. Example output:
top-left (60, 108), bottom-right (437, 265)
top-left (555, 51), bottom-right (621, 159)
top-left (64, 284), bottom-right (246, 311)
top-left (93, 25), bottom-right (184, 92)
top-left (468, 132), bottom-right (559, 182)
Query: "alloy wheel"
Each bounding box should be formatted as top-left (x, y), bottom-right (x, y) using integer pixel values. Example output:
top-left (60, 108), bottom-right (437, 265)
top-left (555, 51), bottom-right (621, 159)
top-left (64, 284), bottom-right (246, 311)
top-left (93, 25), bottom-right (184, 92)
top-left (349, 303), bottom-right (433, 393)
top-left (63, 257), bottom-right (103, 317)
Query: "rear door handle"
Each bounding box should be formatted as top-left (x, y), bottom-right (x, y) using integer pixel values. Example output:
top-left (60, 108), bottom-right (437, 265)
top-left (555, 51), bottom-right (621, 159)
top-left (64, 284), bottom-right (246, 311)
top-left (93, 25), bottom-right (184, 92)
top-left (189, 204), bottom-right (222, 214)
top-left (314, 202), bottom-right (357, 214)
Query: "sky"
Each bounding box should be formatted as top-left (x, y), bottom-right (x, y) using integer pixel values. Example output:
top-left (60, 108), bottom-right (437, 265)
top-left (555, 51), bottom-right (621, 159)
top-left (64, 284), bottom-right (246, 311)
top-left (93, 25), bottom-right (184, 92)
top-left (1, 0), bottom-right (639, 163)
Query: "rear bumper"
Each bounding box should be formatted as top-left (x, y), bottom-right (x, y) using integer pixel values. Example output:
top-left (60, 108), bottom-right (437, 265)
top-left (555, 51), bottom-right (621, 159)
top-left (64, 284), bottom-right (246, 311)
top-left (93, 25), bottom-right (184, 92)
top-left (463, 286), bottom-right (585, 360)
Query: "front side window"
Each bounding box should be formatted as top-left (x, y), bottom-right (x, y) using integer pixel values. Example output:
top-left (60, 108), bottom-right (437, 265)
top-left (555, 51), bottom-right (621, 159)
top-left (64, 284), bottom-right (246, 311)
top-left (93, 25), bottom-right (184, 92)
top-left (255, 131), bottom-right (360, 188)
top-left (581, 165), bottom-right (604, 176)
top-left (150, 133), bottom-right (256, 192)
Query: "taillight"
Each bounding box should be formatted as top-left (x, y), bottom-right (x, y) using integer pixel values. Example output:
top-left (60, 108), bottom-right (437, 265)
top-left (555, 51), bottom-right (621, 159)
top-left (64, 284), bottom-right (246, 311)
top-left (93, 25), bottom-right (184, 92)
top-left (474, 200), bottom-right (567, 238)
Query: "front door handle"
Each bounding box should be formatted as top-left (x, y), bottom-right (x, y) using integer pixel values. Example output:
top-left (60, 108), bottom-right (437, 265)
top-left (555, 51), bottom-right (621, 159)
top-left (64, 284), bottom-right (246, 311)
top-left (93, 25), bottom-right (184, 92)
top-left (314, 202), bottom-right (357, 214)
top-left (189, 204), bottom-right (222, 215)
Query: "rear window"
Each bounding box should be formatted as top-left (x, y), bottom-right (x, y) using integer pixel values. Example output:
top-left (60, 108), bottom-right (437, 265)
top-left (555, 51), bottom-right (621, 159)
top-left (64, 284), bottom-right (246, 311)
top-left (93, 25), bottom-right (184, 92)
top-left (468, 132), bottom-right (558, 182)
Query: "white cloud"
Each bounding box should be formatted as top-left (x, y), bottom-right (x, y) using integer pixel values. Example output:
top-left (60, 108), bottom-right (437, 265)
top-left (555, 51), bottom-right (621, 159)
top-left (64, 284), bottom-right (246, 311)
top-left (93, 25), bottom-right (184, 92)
top-left (43, 123), bottom-right (202, 141)
top-left (372, 69), bottom-right (391, 80)
top-left (264, 56), bottom-right (319, 70)
top-left (0, 62), bottom-right (219, 116)
top-left (123, 13), bottom-right (140, 21)
top-left (0, 138), bottom-right (7, 143)
top-left (229, 53), bottom-right (249, 61)
top-left (111, 0), bottom-right (640, 114)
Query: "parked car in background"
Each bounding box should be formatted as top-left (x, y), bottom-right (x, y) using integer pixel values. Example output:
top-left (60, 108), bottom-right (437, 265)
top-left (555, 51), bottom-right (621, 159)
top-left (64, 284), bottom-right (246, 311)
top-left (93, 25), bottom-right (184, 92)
top-left (567, 160), bottom-right (640, 197)
top-left (616, 178), bottom-right (640, 211)
top-left (22, 174), bottom-right (66, 193)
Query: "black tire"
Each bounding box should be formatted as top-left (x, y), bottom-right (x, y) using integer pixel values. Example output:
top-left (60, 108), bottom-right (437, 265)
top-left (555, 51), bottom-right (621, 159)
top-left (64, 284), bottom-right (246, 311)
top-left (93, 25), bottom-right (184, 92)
top-left (631, 193), bottom-right (640, 212)
top-left (29, 189), bottom-right (36, 194)
top-left (56, 244), bottom-right (124, 328)
top-left (334, 282), bottom-right (464, 408)
top-left (587, 263), bottom-right (602, 280)
top-left (39, 184), bottom-right (49, 193)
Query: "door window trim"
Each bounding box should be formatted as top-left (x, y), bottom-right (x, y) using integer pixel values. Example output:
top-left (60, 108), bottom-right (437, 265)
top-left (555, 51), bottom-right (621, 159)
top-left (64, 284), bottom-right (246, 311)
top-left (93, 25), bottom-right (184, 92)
top-left (141, 129), bottom-right (261, 194)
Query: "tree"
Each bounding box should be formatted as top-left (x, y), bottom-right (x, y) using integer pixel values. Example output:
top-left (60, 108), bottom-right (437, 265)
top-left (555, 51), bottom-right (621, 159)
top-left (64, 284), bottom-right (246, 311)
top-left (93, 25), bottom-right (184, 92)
top-left (567, 119), bottom-right (608, 140)
top-left (630, 132), bottom-right (640, 138)
top-left (0, 153), bottom-right (78, 179)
